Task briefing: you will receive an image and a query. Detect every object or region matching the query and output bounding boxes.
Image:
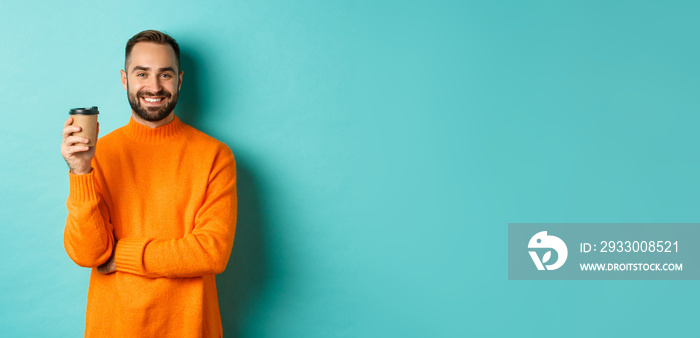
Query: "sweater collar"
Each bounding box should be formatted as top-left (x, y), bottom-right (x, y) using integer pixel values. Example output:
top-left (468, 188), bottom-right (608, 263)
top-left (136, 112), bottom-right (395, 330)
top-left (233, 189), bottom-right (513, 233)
top-left (123, 115), bottom-right (187, 143)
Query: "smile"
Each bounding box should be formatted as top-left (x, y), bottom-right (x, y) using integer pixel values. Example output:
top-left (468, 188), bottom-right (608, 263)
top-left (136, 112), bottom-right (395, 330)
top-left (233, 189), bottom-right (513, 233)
top-left (143, 97), bottom-right (164, 102)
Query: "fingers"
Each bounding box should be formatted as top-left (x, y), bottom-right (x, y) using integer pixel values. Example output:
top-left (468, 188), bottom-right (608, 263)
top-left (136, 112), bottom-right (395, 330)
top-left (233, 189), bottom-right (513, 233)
top-left (64, 135), bottom-right (89, 146)
top-left (64, 116), bottom-right (73, 128)
top-left (61, 136), bottom-right (90, 156)
top-left (65, 144), bottom-right (91, 153)
top-left (61, 143), bottom-right (90, 163)
top-left (62, 125), bottom-right (82, 140)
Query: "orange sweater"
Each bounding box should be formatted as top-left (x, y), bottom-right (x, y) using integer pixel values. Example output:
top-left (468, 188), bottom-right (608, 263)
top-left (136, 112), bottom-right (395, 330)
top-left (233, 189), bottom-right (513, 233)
top-left (64, 115), bottom-right (237, 337)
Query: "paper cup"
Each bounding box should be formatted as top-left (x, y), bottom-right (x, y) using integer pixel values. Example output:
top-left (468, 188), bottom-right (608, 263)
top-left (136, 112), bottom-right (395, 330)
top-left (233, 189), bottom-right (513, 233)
top-left (69, 106), bottom-right (99, 147)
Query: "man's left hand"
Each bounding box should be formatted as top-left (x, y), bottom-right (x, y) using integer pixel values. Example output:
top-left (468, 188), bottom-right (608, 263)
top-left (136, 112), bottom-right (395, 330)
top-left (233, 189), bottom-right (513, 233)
top-left (97, 246), bottom-right (116, 274)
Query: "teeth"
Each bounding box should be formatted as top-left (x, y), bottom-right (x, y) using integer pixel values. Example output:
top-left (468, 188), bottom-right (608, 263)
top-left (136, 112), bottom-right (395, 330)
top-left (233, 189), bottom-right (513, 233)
top-left (144, 97), bottom-right (162, 102)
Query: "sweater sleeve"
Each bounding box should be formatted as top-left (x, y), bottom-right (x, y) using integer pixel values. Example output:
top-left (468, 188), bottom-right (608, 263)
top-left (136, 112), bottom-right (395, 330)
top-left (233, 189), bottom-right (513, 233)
top-left (64, 170), bottom-right (115, 268)
top-left (114, 148), bottom-right (237, 278)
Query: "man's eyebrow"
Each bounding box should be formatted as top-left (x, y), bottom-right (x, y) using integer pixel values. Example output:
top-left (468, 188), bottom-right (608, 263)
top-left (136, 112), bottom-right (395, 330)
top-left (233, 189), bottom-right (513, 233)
top-left (130, 66), bottom-right (176, 73)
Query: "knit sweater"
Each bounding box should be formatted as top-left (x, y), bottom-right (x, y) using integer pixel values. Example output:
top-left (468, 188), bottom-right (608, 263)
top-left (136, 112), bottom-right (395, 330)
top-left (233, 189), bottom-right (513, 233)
top-left (64, 115), bottom-right (237, 337)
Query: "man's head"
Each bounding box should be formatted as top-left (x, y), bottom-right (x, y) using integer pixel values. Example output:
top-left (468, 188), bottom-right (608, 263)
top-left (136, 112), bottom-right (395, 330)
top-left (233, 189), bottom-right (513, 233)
top-left (121, 30), bottom-right (183, 122)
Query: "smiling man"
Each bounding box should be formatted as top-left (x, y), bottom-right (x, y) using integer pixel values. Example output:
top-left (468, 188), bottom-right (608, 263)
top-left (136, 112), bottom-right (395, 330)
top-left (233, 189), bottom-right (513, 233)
top-left (60, 30), bottom-right (237, 337)
top-left (123, 40), bottom-right (181, 125)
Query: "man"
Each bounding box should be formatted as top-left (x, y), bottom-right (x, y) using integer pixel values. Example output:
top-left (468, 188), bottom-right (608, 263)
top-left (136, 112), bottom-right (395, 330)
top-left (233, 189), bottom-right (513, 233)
top-left (61, 30), bottom-right (237, 337)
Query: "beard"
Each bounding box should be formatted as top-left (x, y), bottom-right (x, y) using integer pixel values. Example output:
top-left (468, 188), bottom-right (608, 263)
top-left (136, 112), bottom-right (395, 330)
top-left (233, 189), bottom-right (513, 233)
top-left (127, 82), bottom-right (179, 122)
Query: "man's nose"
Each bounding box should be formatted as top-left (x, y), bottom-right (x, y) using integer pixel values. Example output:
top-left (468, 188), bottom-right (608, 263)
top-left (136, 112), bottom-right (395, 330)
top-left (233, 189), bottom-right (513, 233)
top-left (146, 76), bottom-right (162, 92)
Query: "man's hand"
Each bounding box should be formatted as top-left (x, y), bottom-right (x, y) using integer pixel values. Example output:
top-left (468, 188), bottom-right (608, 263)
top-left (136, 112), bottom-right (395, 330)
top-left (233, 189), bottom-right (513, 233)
top-left (97, 246), bottom-right (116, 274)
top-left (61, 117), bottom-right (99, 175)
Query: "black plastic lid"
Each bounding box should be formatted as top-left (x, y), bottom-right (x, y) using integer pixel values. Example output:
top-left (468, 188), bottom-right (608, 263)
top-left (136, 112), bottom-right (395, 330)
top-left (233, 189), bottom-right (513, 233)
top-left (69, 106), bottom-right (99, 115)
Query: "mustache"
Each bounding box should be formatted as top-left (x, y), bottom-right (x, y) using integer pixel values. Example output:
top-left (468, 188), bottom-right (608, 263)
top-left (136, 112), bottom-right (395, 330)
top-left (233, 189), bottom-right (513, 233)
top-left (137, 89), bottom-right (171, 98)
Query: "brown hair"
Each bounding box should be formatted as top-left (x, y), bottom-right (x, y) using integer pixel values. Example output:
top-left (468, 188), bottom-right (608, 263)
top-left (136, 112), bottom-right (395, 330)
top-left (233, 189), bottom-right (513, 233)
top-left (125, 30), bottom-right (180, 71)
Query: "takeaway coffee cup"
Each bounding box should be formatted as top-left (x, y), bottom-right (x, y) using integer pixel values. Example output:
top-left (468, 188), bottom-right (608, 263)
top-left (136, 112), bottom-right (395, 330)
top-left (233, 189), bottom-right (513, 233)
top-left (69, 106), bottom-right (99, 147)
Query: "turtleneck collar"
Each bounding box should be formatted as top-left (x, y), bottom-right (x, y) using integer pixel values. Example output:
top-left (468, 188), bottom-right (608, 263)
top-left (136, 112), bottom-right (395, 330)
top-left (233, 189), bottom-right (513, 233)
top-left (122, 115), bottom-right (187, 143)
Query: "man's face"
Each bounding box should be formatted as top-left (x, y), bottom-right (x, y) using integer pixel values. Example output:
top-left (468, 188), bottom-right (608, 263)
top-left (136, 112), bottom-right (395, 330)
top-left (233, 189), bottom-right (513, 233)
top-left (120, 42), bottom-right (183, 122)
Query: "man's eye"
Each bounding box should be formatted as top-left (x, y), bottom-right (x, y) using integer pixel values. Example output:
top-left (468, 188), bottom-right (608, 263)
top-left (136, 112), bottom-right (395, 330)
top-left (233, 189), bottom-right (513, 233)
top-left (137, 73), bottom-right (146, 77)
top-left (161, 74), bottom-right (172, 78)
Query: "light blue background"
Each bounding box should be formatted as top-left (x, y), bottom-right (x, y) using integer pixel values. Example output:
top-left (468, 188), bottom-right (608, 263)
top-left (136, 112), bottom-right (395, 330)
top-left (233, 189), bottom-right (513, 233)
top-left (1, 1), bottom-right (698, 337)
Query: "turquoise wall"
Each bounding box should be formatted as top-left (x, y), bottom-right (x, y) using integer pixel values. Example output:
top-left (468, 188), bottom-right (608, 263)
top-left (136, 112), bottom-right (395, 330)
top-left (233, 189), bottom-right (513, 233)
top-left (1, 0), bottom-right (699, 337)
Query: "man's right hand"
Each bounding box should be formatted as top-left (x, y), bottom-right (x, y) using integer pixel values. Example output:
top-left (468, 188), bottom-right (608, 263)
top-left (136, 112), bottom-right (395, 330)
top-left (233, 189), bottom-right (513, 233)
top-left (61, 117), bottom-right (99, 175)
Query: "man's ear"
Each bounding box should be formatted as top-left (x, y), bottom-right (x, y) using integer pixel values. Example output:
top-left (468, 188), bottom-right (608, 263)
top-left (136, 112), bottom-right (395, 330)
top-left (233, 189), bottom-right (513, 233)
top-left (121, 69), bottom-right (128, 90)
top-left (178, 70), bottom-right (183, 91)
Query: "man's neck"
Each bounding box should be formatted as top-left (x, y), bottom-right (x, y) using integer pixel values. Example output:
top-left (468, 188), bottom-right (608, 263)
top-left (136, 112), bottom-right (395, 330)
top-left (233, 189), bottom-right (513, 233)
top-left (131, 111), bottom-right (175, 129)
